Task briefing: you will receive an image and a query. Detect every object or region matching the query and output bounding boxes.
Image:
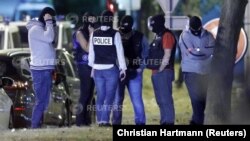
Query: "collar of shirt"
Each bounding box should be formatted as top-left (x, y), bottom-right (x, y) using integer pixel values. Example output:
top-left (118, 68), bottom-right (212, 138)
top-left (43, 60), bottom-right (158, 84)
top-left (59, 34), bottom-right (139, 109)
top-left (100, 26), bottom-right (111, 31)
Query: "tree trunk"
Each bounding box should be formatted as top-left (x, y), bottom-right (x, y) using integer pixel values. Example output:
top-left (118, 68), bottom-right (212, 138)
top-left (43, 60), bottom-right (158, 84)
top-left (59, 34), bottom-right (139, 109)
top-left (205, 0), bottom-right (248, 124)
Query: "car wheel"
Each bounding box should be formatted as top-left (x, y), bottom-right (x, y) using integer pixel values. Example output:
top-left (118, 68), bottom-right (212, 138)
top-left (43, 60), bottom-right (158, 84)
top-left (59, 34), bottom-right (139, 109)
top-left (8, 108), bottom-right (14, 129)
top-left (59, 98), bottom-right (72, 127)
top-left (65, 98), bottom-right (72, 127)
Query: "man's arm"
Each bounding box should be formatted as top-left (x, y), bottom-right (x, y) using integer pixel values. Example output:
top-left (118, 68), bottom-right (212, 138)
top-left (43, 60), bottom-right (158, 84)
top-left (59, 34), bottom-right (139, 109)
top-left (159, 48), bottom-right (172, 72)
top-left (139, 35), bottom-right (150, 72)
top-left (88, 33), bottom-right (95, 67)
top-left (31, 19), bottom-right (55, 43)
top-left (114, 32), bottom-right (127, 71)
top-left (114, 32), bottom-right (127, 81)
top-left (158, 32), bottom-right (175, 72)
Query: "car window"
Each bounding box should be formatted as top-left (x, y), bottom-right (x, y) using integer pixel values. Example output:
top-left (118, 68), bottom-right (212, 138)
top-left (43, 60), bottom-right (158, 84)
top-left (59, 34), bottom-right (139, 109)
top-left (62, 28), bottom-right (68, 45)
top-left (17, 26), bottom-right (29, 47)
top-left (11, 32), bottom-right (22, 48)
top-left (60, 53), bottom-right (74, 77)
top-left (62, 27), bottom-right (73, 49)
top-left (19, 10), bottom-right (41, 21)
top-left (0, 61), bottom-right (6, 77)
top-left (66, 54), bottom-right (78, 77)
top-left (0, 57), bottom-right (23, 80)
top-left (0, 31), bottom-right (3, 49)
top-left (53, 26), bottom-right (59, 48)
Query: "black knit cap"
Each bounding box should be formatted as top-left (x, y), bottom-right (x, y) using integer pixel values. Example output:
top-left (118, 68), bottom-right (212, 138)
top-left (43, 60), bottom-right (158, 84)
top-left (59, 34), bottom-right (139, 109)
top-left (189, 16), bottom-right (202, 31)
top-left (150, 14), bottom-right (165, 34)
top-left (119, 15), bottom-right (133, 33)
top-left (38, 7), bottom-right (56, 25)
top-left (151, 14), bottom-right (165, 27)
top-left (120, 15), bottom-right (133, 28)
top-left (101, 10), bottom-right (113, 27)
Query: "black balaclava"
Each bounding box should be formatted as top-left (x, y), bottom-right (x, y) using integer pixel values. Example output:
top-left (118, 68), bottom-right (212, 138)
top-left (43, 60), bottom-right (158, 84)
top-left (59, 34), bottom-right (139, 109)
top-left (38, 7), bottom-right (56, 26)
top-left (119, 15), bottom-right (133, 34)
top-left (150, 14), bottom-right (165, 35)
top-left (189, 16), bottom-right (202, 36)
top-left (101, 10), bottom-right (113, 27)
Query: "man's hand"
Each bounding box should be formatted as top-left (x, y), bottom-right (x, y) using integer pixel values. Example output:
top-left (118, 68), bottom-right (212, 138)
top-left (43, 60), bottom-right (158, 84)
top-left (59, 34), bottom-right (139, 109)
top-left (91, 69), bottom-right (94, 78)
top-left (44, 14), bottom-right (52, 21)
top-left (120, 70), bottom-right (126, 81)
top-left (88, 25), bottom-right (94, 34)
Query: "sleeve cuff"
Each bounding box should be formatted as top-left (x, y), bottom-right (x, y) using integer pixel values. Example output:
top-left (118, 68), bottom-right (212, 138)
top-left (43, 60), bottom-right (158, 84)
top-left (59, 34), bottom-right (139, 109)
top-left (45, 19), bottom-right (53, 24)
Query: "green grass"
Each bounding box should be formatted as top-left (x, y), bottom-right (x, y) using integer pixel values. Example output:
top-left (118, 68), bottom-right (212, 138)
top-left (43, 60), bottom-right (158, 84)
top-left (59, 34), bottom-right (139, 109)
top-left (122, 69), bottom-right (191, 125)
top-left (1, 65), bottom-right (192, 141)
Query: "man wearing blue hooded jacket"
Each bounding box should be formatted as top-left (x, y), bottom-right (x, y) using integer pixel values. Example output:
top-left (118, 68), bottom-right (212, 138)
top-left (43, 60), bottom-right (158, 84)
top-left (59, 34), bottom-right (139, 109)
top-left (179, 16), bottom-right (215, 125)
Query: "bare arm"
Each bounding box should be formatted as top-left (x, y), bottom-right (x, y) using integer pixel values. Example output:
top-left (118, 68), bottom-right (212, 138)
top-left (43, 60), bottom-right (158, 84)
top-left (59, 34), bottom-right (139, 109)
top-left (76, 31), bottom-right (89, 52)
top-left (159, 48), bottom-right (172, 72)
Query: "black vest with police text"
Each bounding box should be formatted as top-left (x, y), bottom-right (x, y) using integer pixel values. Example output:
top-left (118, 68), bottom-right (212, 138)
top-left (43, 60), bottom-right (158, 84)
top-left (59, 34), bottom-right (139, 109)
top-left (121, 31), bottom-right (143, 69)
top-left (146, 29), bottom-right (176, 70)
top-left (93, 28), bottom-right (117, 65)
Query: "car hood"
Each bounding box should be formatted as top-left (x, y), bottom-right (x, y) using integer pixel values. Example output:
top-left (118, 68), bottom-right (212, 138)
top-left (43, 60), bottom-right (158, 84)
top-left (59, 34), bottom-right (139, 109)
top-left (26, 18), bottom-right (44, 30)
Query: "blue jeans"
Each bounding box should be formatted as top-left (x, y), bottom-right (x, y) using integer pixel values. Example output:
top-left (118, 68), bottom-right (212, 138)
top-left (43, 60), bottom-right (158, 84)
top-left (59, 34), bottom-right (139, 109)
top-left (112, 70), bottom-right (146, 125)
top-left (93, 66), bottom-right (119, 124)
top-left (31, 69), bottom-right (53, 128)
top-left (183, 72), bottom-right (208, 125)
top-left (76, 64), bottom-right (94, 126)
top-left (151, 69), bottom-right (175, 124)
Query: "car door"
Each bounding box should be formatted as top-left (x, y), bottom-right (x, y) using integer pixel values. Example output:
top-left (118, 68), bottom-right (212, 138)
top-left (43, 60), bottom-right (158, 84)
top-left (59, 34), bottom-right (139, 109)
top-left (57, 51), bottom-right (80, 115)
top-left (0, 89), bottom-right (12, 130)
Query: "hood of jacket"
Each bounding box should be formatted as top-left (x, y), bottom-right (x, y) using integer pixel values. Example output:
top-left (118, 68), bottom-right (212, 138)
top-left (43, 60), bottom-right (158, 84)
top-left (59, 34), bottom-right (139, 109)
top-left (26, 18), bottom-right (44, 30)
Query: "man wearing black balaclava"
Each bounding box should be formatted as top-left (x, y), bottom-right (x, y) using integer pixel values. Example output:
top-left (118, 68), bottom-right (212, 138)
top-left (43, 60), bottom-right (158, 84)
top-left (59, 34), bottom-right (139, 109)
top-left (112, 15), bottom-right (149, 125)
top-left (26, 7), bottom-right (56, 128)
top-left (146, 14), bottom-right (176, 125)
top-left (88, 10), bottom-right (127, 126)
top-left (72, 12), bottom-right (96, 126)
top-left (179, 16), bottom-right (215, 125)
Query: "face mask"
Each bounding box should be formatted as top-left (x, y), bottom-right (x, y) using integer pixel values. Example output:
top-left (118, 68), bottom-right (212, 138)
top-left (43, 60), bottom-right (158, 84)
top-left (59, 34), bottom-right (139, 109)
top-left (120, 16), bottom-right (133, 34)
top-left (190, 27), bottom-right (202, 36)
top-left (151, 20), bottom-right (164, 34)
top-left (101, 10), bottom-right (113, 27)
top-left (150, 14), bottom-right (165, 35)
top-left (189, 16), bottom-right (202, 36)
top-left (120, 27), bottom-right (132, 34)
top-left (120, 22), bottom-right (132, 34)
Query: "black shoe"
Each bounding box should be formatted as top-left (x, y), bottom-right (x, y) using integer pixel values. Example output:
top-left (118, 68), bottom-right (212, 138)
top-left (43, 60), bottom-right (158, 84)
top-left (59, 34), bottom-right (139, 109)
top-left (190, 121), bottom-right (203, 125)
top-left (161, 122), bottom-right (174, 125)
top-left (99, 123), bottom-right (112, 127)
top-left (136, 123), bottom-right (145, 125)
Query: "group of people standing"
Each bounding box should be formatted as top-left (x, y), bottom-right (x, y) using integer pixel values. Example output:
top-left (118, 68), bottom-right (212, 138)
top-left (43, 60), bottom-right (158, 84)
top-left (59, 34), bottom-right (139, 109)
top-left (27, 7), bottom-right (215, 128)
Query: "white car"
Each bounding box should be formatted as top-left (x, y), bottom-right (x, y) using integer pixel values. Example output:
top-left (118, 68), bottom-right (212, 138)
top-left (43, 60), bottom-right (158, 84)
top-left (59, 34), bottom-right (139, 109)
top-left (0, 22), bottom-right (21, 50)
top-left (0, 77), bottom-right (13, 130)
top-left (0, 21), bottom-right (73, 51)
